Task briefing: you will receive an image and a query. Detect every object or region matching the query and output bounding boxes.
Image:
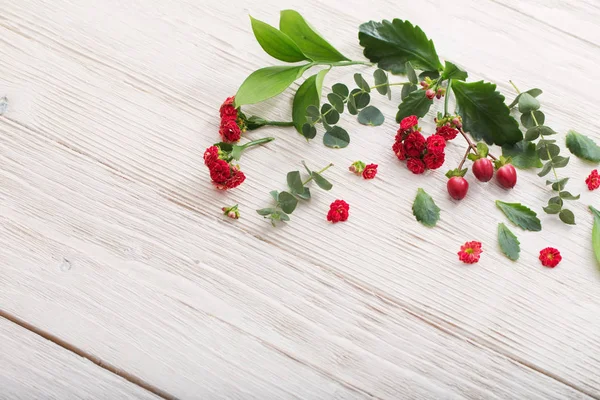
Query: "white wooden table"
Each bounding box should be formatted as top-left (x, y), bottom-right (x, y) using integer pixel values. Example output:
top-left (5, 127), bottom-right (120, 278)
top-left (1, 0), bottom-right (600, 398)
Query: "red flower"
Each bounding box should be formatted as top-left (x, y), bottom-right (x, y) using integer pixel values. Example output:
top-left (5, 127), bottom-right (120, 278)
top-left (362, 164), bottom-right (378, 179)
top-left (400, 115), bottom-right (418, 131)
top-left (423, 151), bottom-right (445, 170)
top-left (458, 241), bottom-right (483, 264)
top-left (395, 130), bottom-right (405, 143)
top-left (407, 157), bottom-right (425, 174)
top-left (219, 119), bottom-right (242, 143)
top-left (209, 159), bottom-right (231, 183)
top-left (539, 247), bottom-right (561, 268)
top-left (436, 125), bottom-right (459, 141)
top-left (203, 145), bottom-right (220, 167)
top-left (426, 134), bottom-right (446, 154)
top-left (404, 131), bottom-right (426, 157)
top-left (586, 169), bottom-right (600, 190)
top-left (392, 141), bottom-right (406, 160)
top-left (221, 170), bottom-right (246, 190)
top-left (327, 200), bottom-right (350, 223)
top-left (219, 96), bottom-right (238, 119)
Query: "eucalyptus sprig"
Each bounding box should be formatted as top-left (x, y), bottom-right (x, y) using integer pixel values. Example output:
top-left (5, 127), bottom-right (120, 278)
top-left (257, 161), bottom-right (333, 226)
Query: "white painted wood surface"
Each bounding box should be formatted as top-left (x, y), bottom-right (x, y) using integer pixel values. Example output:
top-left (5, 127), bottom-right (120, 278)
top-left (1, 0), bottom-right (599, 398)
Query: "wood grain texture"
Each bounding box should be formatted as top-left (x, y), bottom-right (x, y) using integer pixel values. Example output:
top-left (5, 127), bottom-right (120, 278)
top-left (0, 317), bottom-right (159, 399)
top-left (1, 0), bottom-right (600, 398)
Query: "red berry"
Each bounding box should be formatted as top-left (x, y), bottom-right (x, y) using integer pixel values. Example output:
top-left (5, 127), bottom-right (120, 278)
top-left (447, 177), bottom-right (469, 200)
top-left (425, 89), bottom-right (435, 99)
top-left (497, 164), bottom-right (517, 188)
top-left (472, 158), bottom-right (494, 182)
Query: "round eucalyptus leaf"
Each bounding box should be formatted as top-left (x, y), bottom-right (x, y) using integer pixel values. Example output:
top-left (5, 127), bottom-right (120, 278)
top-left (301, 123), bottom-right (317, 139)
top-left (332, 83), bottom-right (349, 98)
top-left (347, 95), bottom-right (358, 115)
top-left (321, 104), bottom-right (339, 124)
top-left (538, 144), bottom-right (560, 160)
top-left (323, 126), bottom-right (350, 149)
top-left (520, 111), bottom-right (545, 129)
top-left (357, 106), bottom-right (384, 126)
top-left (373, 69), bottom-right (389, 95)
top-left (353, 73), bottom-right (370, 92)
top-left (306, 105), bottom-right (320, 118)
top-left (351, 88), bottom-right (370, 109)
top-left (401, 84), bottom-right (417, 100)
top-left (278, 191), bottom-right (298, 214)
top-left (327, 93), bottom-right (344, 113)
top-left (518, 93), bottom-right (541, 113)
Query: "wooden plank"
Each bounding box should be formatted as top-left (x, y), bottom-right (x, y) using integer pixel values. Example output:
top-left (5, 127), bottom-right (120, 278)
top-left (0, 317), bottom-right (159, 399)
top-left (1, 0), bottom-right (600, 398)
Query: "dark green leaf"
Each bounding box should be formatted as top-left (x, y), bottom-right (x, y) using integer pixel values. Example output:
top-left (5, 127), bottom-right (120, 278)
top-left (358, 19), bottom-right (443, 73)
top-left (517, 93), bottom-right (540, 113)
top-left (373, 69), bottom-right (390, 96)
top-left (323, 126), bottom-right (350, 148)
top-left (525, 125), bottom-right (556, 141)
top-left (401, 84), bottom-right (417, 100)
top-left (418, 71), bottom-right (440, 80)
top-left (347, 95), bottom-right (358, 115)
top-left (536, 139), bottom-right (556, 149)
top-left (498, 223), bottom-right (520, 261)
top-left (292, 69), bottom-right (328, 133)
top-left (354, 73), bottom-right (371, 93)
top-left (453, 80), bottom-right (522, 145)
top-left (501, 140), bottom-right (543, 169)
top-left (538, 161), bottom-right (553, 177)
top-left (559, 209), bottom-right (576, 225)
top-left (548, 196), bottom-right (563, 207)
top-left (287, 171), bottom-right (304, 194)
top-left (279, 10), bottom-right (348, 62)
top-left (547, 178), bottom-right (569, 191)
top-left (257, 207), bottom-right (276, 216)
top-left (508, 88), bottom-right (543, 108)
top-left (278, 191), bottom-right (298, 214)
top-left (440, 61), bottom-right (468, 81)
top-left (327, 93), bottom-right (344, 113)
top-left (590, 206), bottom-right (600, 268)
top-left (311, 172), bottom-right (332, 190)
top-left (543, 204), bottom-right (562, 214)
top-left (559, 191), bottom-right (580, 200)
top-left (295, 186), bottom-right (311, 200)
top-left (412, 188), bottom-right (440, 227)
top-left (351, 89), bottom-right (370, 109)
top-left (301, 161), bottom-right (312, 175)
top-left (565, 130), bottom-right (600, 162)
top-left (236, 65), bottom-right (309, 106)
top-left (270, 190), bottom-right (279, 201)
top-left (301, 123), bottom-right (317, 139)
top-left (332, 83), bottom-right (349, 98)
top-left (357, 106), bottom-right (384, 126)
top-left (321, 104), bottom-right (340, 124)
top-left (306, 105), bottom-right (320, 119)
top-left (538, 144), bottom-right (560, 160)
top-left (278, 212), bottom-right (291, 221)
top-left (396, 90), bottom-right (433, 122)
top-left (521, 111), bottom-right (545, 129)
top-left (405, 62), bottom-right (418, 84)
top-left (250, 16), bottom-right (308, 62)
top-left (495, 200), bottom-right (542, 231)
top-left (552, 156), bottom-right (570, 168)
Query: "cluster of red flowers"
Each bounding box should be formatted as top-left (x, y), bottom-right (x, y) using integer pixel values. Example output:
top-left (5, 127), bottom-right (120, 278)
top-left (219, 97), bottom-right (244, 143)
top-left (392, 115), bottom-right (447, 174)
top-left (586, 169), bottom-right (600, 191)
top-left (349, 161), bottom-right (378, 180)
top-left (327, 200), bottom-right (350, 223)
top-left (204, 145), bottom-right (246, 190)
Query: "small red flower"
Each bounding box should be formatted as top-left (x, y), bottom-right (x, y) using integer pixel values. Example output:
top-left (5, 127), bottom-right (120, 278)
top-left (586, 169), bottom-right (600, 191)
top-left (407, 157), bottom-right (425, 174)
top-left (436, 125), bottom-right (459, 141)
top-left (219, 119), bottom-right (242, 143)
top-left (362, 164), bottom-right (378, 179)
top-left (404, 131), bottom-right (426, 157)
top-left (219, 96), bottom-right (238, 119)
top-left (539, 247), bottom-right (561, 268)
top-left (203, 145), bottom-right (220, 167)
top-left (400, 115), bottom-right (418, 131)
top-left (327, 200), bottom-right (350, 223)
top-left (209, 159), bottom-right (231, 184)
top-left (423, 151), bottom-right (445, 170)
top-left (392, 141), bottom-right (406, 160)
top-left (426, 134), bottom-right (446, 154)
top-left (458, 241), bottom-right (482, 264)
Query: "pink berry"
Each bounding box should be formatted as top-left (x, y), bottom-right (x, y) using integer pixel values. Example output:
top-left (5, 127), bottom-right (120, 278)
top-left (447, 177), bottom-right (469, 200)
top-left (497, 164), bottom-right (517, 189)
top-left (472, 158), bottom-right (494, 182)
top-left (426, 89), bottom-right (435, 99)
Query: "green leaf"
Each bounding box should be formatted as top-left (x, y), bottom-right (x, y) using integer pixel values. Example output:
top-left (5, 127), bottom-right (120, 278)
top-left (559, 191), bottom-right (580, 200)
top-left (525, 125), bottom-right (555, 141)
top-left (323, 126), bottom-right (350, 148)
top-left (565, 130), bottom-right (600, 162)
top-left (292, 69), bottom-right (328, 133)
top-left (536, 139), bottom-right (556, 149)
top-left (311, 172), bottom-right (332, 190)
top-left (538, 144), bottom-right (560, 161)
top-left (250, 16), bottom-right (308, 62)
top-left (521, 111), bottom-right (545, 128)
top-left (548, 196), bottom-right (563, 208)
top-left (538, 161), bottom-right (553, 177)
top-left (257, 207), bottom-right (276, 216)
top-left (327, 93), bottom-right (344, 113)
top-left (332, 83), bottom-right (349, 98)
top-left (508, 88), bottom-right (543, 108)
top-left (295, 186), bottom-right (311, 200)
top-left (559, 208), bottom-right (576, 225)
top-left (278, 212), bottom-right (291, 221)
top-left (547, 178), bottom-right (569, 191)
top-left (405, 62), bottom-right (418, 84)
top-left (401, 84), bottom-right (417, 100)
top-left (351, 89), bottom-right (370, 109)
top-left (495, 200), bottom-right (542, 231)
top-left (306, 105), bottom-right (320, 119)
top-left (235, 65), bottom-right (309, 106)
top-left (419, 70), bottom-right (440, 80)
top-left (412, 188), bottom-right (440, 227)
top-left (321, 104), bottom-right (340, 124)
top-left (440, 61), bottom-right (468, 81)
top-left (287, 171), bottom-right (303, 194)
top-left (543, 204), bottom-right (562, 214)
top-left (517, 93), bottom-right (540, 113)
top-left (359, 19), bottom-right (443, 73)
top-left (357, 106), bottom-right (384, 126)
top-left (552, 155), bottom-right (570, 168)
top-left (270, 190), bottom-right (279, 201)
top-left (373, 69), bottom-right (390, 96)
top-left (590, 206), bottom-right (600, 268)
top-left (278, 191), bottom-right (298, 214)
top-left (230, 145), bottom-right (242, 161)
top-left (280, 10), bottom-right (348, 62)
top-left (498, 223), bottom-right (520, 261)
top-left (396, 90), bottom-right (433, 122)
top-left (476, 142), bottom-right (489, 158)
top-left (453, 80), bottom-right (522, 145)
top-left (301, 123), bottom-right (317, 139)
top-left (501, 140), bottom-right (542, 169)
top-left (354, 73), bottom-right (371, 93)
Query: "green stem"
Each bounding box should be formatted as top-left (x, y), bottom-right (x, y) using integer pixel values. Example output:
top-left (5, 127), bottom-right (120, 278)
top-left (263, 121), bottom-right (294, 127)
top-left (241, 137), bottom-right (275, 150)
top-left (444, 79), bottom-right (452, 116)
top-left (302, 163), bottom-right (333, 185)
